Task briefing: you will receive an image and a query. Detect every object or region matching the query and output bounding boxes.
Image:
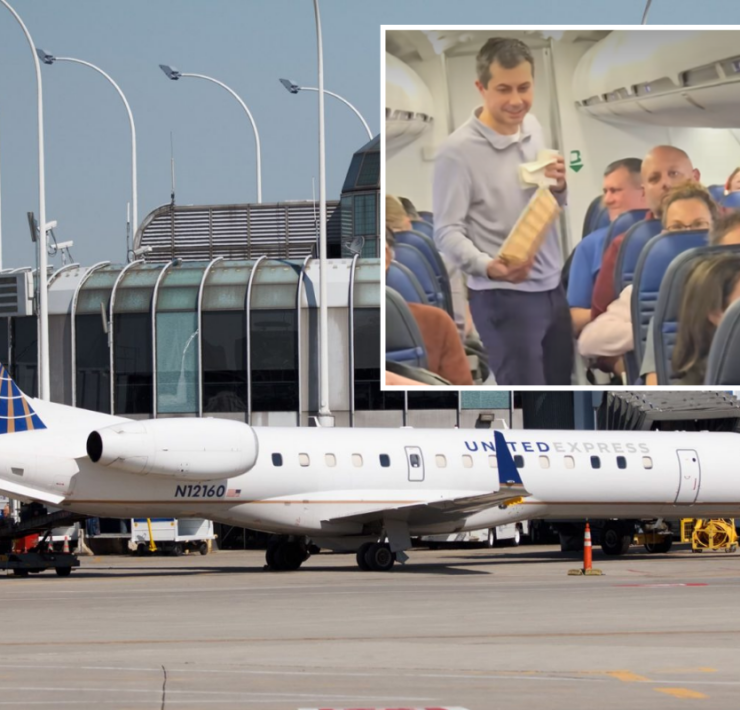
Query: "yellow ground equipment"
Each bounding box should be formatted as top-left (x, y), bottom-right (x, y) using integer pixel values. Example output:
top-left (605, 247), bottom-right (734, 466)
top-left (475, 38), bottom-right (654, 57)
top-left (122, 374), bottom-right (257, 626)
top-left (682, 519), bottom-right (738, 553)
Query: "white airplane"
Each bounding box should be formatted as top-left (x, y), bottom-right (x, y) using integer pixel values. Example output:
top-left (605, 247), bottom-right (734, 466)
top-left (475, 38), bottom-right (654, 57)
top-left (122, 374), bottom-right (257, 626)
top-left (1, 364), bottom-right (737, 572)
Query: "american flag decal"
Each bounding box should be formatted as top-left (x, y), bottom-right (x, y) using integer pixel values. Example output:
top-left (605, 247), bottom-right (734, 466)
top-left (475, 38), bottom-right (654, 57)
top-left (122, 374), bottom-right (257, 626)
top-left (226, 489), bottom-right (241, 498)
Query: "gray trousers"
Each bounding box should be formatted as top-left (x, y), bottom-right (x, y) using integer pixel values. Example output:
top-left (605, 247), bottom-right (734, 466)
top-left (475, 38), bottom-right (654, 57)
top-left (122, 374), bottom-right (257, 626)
top-left (469, 285), bottom-right (574, 386)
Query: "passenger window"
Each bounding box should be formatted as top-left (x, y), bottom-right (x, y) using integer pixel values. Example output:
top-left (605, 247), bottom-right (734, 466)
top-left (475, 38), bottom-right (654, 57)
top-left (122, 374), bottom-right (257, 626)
top-left (271, 453), bottom-right (283, 467)
top-left (352, 454), bottom-right (363, 467)
top-left (299, 453), bottom-right (310, 467)
top-left (489, 455), bottom-right (498, 469)
top-left (514, 455), bottom-right (524, 469)
top-left (462, 455), bottom-right (473, 468)
top-left (591, 455), bottom-right (601, 469)
top-left (539, 455), bottom-right (550, 469)
top-left (643, 456), bottom-right (653, 469)
top-left (436, 454), bottom-right (447, 468)
top-left (379, 454), bottom-right (390, 467)
top-left (616, 456), bottom-right (627, 469)
top-left (409, 454), bottom-right (421, 468)
top-left (564, 455), bottom-right (575, 469)
top-left (325, 454), bottom-right (336, 467)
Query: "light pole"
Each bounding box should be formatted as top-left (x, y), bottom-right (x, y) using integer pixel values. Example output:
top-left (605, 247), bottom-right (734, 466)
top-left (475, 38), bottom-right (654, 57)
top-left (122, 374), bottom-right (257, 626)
top-left (36, 48), bottom-right (138, 255)
top-left (159, 64), bottom-right (262, 204)
top-left (0, 0), bottom-right (49, 400)
top-left (312, 0), bottom-right (332, 427)
top-left (279, 78), bottom-right (372, 141)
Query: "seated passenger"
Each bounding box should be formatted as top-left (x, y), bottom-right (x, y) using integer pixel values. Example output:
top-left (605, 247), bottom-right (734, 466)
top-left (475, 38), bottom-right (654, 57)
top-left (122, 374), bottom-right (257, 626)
top-left (385, 230), bottom-right (474, 386)
top-left (726, 167), bottom-right (740, 194)
top-left (591, 146), bottom-right (700, 322)
top-left (399, 196), bottom-right (422, 222)
top-left (568, 158), bottom-right (646, 335)
top-left (671, 253), bottom-right (740, 385)
top-left (578, 182), bottom-right (718, 373)
top-left (642, 210), bottom-right (740, 384)
top-left (386, 370), bottom-right (426, 386)
top-left (386, 194), bottom-right (413, 233)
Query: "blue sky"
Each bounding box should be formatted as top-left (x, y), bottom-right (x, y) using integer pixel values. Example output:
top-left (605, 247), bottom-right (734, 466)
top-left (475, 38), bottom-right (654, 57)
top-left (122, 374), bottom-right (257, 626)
top-left (1, 0), bottom-right (740, 268)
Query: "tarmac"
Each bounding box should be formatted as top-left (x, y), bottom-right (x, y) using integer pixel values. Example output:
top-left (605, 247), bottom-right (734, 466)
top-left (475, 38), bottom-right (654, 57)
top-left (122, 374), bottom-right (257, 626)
top-left (0, 542), bottom-right (738, 709)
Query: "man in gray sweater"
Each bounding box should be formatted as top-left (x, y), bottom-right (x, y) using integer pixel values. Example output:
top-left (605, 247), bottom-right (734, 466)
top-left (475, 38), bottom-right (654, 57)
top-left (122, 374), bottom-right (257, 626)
top-left (433, 37), bottom-right (573, 386)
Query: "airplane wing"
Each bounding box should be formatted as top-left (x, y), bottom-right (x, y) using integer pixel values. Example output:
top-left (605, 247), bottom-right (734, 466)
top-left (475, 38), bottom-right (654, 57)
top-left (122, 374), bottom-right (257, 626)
top-left (321, 430), bottom-right (529, 525)
top-left (0, 478), bottom-right (65, 506)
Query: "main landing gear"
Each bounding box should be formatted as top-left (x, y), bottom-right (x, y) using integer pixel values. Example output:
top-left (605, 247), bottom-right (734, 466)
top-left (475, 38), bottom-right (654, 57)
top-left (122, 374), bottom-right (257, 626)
top-left (356, 541), bottom-right (397, 571)
top-left (265, 538), bottom-right (309, 571)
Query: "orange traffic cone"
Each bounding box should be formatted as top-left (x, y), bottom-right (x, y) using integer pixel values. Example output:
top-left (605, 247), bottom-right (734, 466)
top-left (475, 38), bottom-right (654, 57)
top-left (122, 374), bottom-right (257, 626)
top-left (568, 523), bottom-right (603, 576)
top-left (583, 523), bottom-right (593, 572)
top-left (63, 536), bottom-right (70, 554)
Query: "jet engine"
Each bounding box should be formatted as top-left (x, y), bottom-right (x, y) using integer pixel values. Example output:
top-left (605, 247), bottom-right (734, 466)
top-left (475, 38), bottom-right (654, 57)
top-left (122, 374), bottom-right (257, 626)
top-left (86, 418), bottom-right (259, 481)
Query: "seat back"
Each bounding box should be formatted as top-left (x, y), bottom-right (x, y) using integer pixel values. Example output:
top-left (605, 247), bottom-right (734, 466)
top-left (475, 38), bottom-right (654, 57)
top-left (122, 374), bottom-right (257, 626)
top-left (394, 230), bottom-right (453, 316)
top-left (582, 195), bottom-right (607, 237)
top-left (385, 287), bottom-right (428, 369)
top-left (654, 244), bottom-right (740, 384)
top-left (418, 211), bottom-right (434, 225)
top-left (721, 192), bottom-right (740, 211)
top-left (631, 230), bottom-right (709, 372)
top-left (705, 298), bottom-right (740, 385)
top-left (410, 220), bottom-right (433, 239)
top-left (386, 261), bottom-right (429, 305)
top-left (613, 219), bottom-right (663, 298)
top-left (708, 184), bottom-right (725, 202)
top-left (392, 243), bottom-right (444, 309)
top-left (601, 209), bottom-right (649, 256)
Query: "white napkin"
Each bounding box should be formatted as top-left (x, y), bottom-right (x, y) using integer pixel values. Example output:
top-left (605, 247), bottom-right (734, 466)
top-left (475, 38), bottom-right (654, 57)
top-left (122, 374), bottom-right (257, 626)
top-left (519, 150), bottom-right (559, 189)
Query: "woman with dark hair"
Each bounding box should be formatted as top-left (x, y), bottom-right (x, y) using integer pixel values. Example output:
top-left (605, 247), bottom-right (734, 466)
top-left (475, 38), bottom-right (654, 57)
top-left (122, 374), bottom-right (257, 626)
top-left (672, 253), bottom-right (740, 385)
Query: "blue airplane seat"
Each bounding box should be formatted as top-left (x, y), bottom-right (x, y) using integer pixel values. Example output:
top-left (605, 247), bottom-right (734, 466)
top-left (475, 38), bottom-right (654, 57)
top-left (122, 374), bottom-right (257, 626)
top-left (394, 230), bottom-right (454, 317)
top-left (708, 184), bottom-right (725, 202)
top-left (385, 286), bottom-right (428, 369)
top-left (654, 244), bottom-right (740, 385)
top-left (410, 220), bottom-right (433, 239)
top-left (601, 209), bottom-right (649, 256)
top-left (721, 192), bottom-right (740, 211)
top-left (631, 230), bottom-right (709, 379)
top-left (582, 195), bottom-right (606, 238)
top-left (705, 298), bottom-right (740, 385)
top-left (418, 211), bottom-right (434, 225)
top-left (613, 219), bottom-right (663, 299)
top-left (386, 261), bottom-right (430, 306)
top-left (392, 242), bottom-right (445, 311)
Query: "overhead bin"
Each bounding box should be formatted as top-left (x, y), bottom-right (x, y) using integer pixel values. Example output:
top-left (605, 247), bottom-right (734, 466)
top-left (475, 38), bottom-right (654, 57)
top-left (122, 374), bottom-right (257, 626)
top-left (572, 30), bottom-right (740, 128)
top-left (385, 53), bottom-right (434, 154)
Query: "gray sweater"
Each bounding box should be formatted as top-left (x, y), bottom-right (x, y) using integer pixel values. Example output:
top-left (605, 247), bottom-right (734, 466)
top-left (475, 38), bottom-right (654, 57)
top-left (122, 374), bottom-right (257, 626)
top-left (432, 108), bottom-right (566, 292)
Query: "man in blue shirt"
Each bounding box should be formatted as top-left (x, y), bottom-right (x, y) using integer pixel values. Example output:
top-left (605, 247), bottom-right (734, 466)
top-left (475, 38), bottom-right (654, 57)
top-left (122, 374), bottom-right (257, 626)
top-left (567, 158), bottom-right (647, 335)
top-left (433, 37), bottom-right (571, 385)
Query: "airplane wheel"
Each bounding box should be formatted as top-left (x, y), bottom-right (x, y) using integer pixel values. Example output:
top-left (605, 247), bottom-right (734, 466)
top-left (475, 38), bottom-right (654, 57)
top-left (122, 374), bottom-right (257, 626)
top-left (271, 542), bottom-right (304, 571)
top-left (12, 569), bottom-right (28, 577)
top-left (265, 542), bottom-right (280, 569)
top-left (364, 543), bottom-right (395, 571)
top-left (511, 528), bottom-right (521, 547)
top-left (55, 567), bottom-right (72, 577)
top-left (601, 523), bottom-right (632, 556)
top-left (486, 529), bottom-right (496, 548)
top-left (356, 542), bottom-right (373, 570)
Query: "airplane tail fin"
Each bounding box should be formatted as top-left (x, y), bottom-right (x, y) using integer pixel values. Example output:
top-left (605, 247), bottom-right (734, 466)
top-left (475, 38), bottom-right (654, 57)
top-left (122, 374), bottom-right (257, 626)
top-left (0, 364), bottom-right (47, 434)
top-left (493, 430), bottom-right (523, 487)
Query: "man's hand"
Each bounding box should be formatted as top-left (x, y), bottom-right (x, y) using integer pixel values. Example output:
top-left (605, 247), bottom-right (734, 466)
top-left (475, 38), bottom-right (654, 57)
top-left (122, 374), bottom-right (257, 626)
top-left (545, 154), bottom-right (566, 193)
top-left (486, 256), bottom-right (534, 284)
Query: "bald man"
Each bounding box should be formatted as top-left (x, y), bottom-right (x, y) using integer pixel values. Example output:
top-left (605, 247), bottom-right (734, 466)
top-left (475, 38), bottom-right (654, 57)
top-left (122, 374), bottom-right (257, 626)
top-left (590, 146), bottom-right (700, 321)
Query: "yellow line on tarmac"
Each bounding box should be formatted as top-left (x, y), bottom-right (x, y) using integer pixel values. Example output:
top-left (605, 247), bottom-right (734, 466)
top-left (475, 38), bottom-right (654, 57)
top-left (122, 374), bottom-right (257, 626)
top-left (607, 670), bottom-right (650, 683)
top-left (655, 688), bottom-right (708, 699)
